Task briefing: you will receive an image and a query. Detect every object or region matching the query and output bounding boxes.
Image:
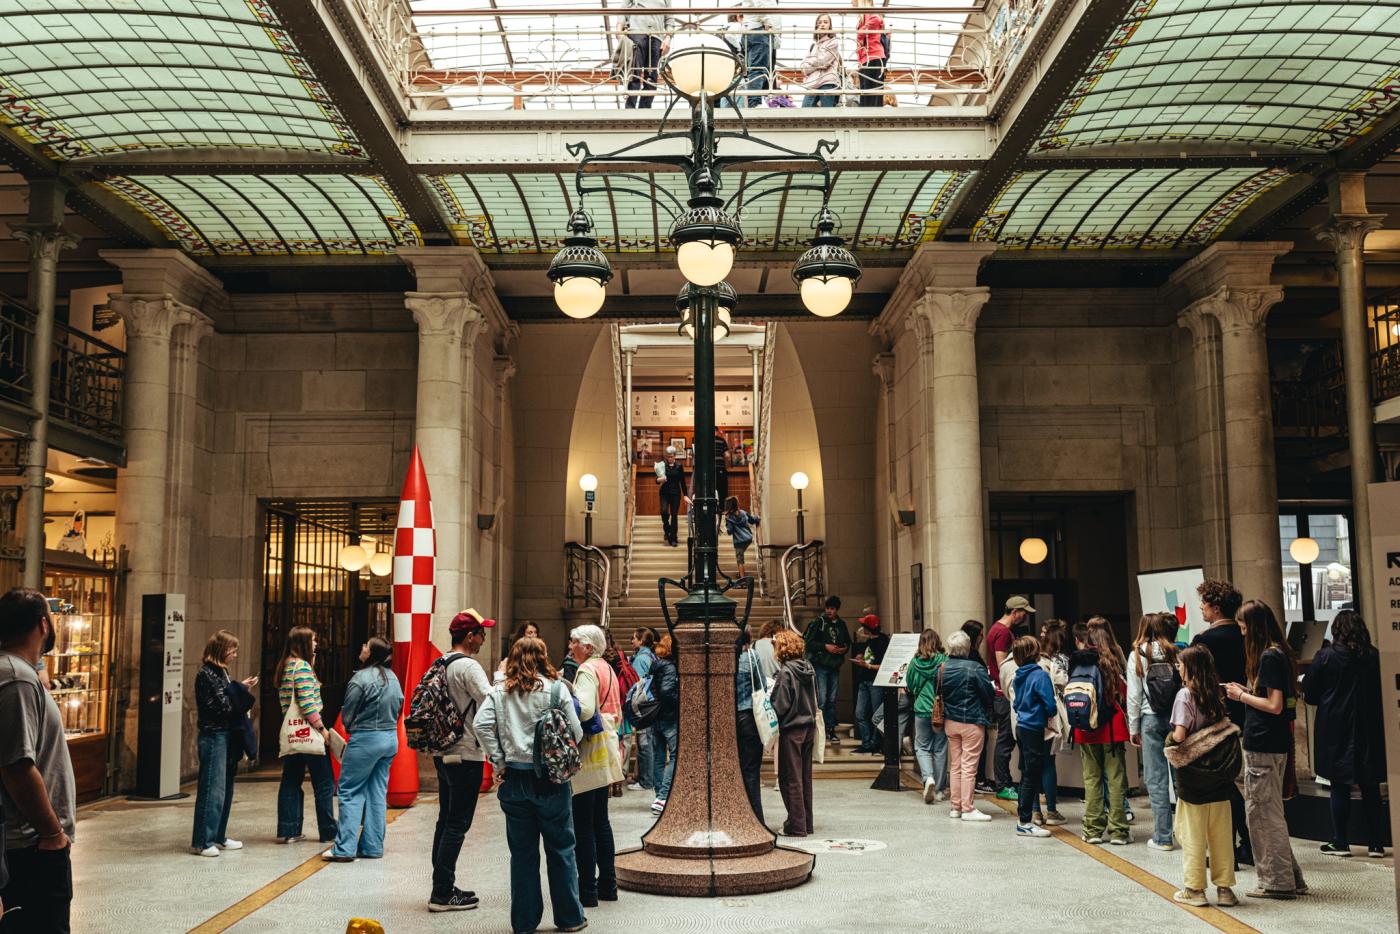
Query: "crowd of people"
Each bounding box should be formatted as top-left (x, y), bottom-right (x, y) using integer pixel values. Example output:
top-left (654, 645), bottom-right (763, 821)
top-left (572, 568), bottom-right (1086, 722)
top-left (620, 0), bottom-right (894, 109)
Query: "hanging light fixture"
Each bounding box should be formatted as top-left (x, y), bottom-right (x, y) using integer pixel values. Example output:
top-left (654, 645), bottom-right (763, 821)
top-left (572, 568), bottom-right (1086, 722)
top-left (369, 550), bottom-right (393, 577)
top-left (548, 209), bottom-right (613, 319)
top-left (671, 197), bottom-right (742, 287)
top-left (791, 206), bottom-right (862, 317)
top-left (661, 29), bottom-right (741, 98)
top-left (1019, 536), bottom-right (1049, 565)
top-left (1289, 536), bottom-right (1320, 565)
top-left (676, 282), bottom-right (736, 340)
top-left (339, 543), bottom-right (368, 572)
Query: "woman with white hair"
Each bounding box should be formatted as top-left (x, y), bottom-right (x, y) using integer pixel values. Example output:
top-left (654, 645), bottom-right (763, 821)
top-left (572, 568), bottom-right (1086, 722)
top-left (568, 624), bottom-right (624, 905)
top-left (940, 629), bottom-right (995, 822)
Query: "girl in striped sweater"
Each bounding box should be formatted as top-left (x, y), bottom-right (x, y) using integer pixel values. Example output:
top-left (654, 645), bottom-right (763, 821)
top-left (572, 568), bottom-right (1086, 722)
top-left (276, 626), bottom-right (338, 844)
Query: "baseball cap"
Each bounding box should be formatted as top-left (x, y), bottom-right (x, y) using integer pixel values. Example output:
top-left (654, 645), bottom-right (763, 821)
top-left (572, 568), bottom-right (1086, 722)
top-left (449, 608), bottom-right (497, 636)
top-left (858, 613), bottom-right (880, 630)
top-left (1005, 595), bottom-right (1036, 614)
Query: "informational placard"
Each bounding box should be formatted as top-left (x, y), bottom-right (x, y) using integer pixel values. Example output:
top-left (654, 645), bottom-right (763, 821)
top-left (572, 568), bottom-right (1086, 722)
top-left (1136, 566), bottom-right (1206, 642)
top-left (136, 593), bottom-right (185, 800)
top-left (1367, 481), bottom-right (1400, 916)
top-left (161, 595), bottom-right (185, 798)
top-left (631, 391), bottom-right (753, 427)
top-left (873, 633), bottom-right (921, 687)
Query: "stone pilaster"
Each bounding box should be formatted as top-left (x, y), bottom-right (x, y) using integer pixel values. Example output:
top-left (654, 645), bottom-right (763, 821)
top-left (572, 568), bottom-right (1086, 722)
top-left (1176, 307), bottom-right (1230, 578)
top-left (1316, 198), bottom-right (1385, 623)
top-left (164, 314), bottom-right (214, 597)
top-left (871, 352), bottom-right (900, 623)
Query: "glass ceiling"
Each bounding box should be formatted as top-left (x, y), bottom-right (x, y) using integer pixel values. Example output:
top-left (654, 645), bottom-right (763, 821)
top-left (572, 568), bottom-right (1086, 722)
top-left (424, 169), bottom-right (970, 252)
top-left (100, 174), bottom-right (420, 255)
top-left (972, 166), bottom-right (1292, 249)
top-left (0, 0), bottom-right (362, 158)
top-left (1036, 0), bottom-right (1400, 153)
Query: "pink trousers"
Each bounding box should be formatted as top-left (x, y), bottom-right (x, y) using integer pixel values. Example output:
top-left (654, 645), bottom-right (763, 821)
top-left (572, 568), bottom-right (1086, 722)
top-left (945, 720), bottom-right (986, 813)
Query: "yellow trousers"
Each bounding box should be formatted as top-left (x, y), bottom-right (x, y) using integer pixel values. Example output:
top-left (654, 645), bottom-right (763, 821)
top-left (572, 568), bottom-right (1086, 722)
top-left (1175, 799), bottom-right (1236, 891)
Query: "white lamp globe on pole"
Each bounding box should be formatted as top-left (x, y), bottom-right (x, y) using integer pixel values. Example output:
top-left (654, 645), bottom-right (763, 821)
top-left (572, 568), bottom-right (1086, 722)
top-left (789, 471), bottom-right (809, 491)
top-left (662, 30), bottom-right (741, 98)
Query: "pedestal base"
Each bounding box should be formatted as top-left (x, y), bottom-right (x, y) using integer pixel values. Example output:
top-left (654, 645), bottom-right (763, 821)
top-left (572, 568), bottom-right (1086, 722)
top-left (615, 843), bottom-right (814, 896)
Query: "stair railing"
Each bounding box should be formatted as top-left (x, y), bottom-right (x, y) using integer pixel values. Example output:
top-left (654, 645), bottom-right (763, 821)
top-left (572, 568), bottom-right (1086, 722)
top-left (564, 542), bottom-right (612, 629)
top-left (779, 539), bottom-right (825, 631)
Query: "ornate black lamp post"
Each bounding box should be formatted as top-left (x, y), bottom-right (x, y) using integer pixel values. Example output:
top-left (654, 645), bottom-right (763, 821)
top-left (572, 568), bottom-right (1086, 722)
top-left (546, 29), bottom-right (861, 896)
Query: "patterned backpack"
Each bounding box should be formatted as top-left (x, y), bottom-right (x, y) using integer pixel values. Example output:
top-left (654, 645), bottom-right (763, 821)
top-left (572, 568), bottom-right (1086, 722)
top-left (405, 653), bottom-right (468, 753)
top-left (534, 681), bottom-right (582, 784)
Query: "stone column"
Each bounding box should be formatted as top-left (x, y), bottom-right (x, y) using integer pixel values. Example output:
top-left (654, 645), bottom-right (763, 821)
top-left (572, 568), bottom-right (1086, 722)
top-left (405, 292), bottom-right (483, 647)
top-left (1197, 286), bottom-right (1286, 608)
top-left (1176, 308), bottom-right (1231, 577)
top-left (1315, 174), bottom-right (1384, 621)
top-left (491, 354), bottom-right (516, 659)
top-left (164, 315), bottom-right (214, 596)
top-left (872, 352), bottom-right (900, 623)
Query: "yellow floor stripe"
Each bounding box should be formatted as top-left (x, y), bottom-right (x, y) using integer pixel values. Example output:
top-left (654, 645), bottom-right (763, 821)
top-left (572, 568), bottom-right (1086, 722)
top-left (989, 798), bottom-right (1262, 934)
top-left (186, 804), bottom-right (417, 934)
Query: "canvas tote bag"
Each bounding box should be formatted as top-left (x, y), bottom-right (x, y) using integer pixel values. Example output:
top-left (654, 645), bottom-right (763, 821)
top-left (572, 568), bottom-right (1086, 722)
top-left (749, 650), bottom-right (779, 746)
top-left (279, 694), bottom-right (326, 758)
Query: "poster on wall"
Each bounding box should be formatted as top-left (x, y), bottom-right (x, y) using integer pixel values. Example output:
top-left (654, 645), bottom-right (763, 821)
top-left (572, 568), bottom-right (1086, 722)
top-left (1367, 481), bottom-right (1400, 914)
top-left (911, 564), bottom-right (923, 626)
top-left (631, 391), bottom-right (754, 428)
top-left (1136, 566), bottom-right (1206, 642)
top-left (633, 429), bottom-right (663, 466)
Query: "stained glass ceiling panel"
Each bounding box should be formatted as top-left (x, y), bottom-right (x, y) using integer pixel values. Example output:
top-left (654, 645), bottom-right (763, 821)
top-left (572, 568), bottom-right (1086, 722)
top-left (424, 170), bottom-right (970, 252)
top-left (1036, 0), bottom-right (1400, 153)
top-left (99, 175), bottom-right (420, 255)
top-left (972, 167), bottom-right (1292, 249)
top-left (0, 0), bottom-right (362, 159)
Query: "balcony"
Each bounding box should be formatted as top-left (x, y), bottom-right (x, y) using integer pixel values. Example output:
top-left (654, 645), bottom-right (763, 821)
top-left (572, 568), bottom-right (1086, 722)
top-left (0, 294), bottom-right (125, 466)
top-left (1373, 300), bottom-right (1400, 406)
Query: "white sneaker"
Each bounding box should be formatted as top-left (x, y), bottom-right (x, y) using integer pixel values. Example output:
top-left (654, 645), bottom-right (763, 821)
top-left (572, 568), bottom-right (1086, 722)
top-left (923, 779), bottom-right (937, 804)
top-left (651, 799), bottom-right (666, 813)
top-left (948, 809), bottom-right (963, 819)
top-left (1016, 823), bottom-right (1051, 838)
top-left (961, 809), bottom-right (992, 822)
top-left (934, 790), bottom-right (947, 803)
top-left (1146, 839), bottom-right (1175, 852)
top-left (218, 839), bottom-right (243, 850)
top-left (276, 834), bottom-right (305, 844)
top-left (626, 783), bottom-right (646, 792)
top-left (193, 845), bottom-right (220, 857)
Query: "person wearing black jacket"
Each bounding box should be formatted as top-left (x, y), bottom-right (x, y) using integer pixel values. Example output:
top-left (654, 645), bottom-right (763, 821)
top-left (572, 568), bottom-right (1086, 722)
top-left (1302, 611), bottom-right (1388, 857)
top-left (191, 630), bottom-right (257, 857)
top-left (657, 447), bottom-right (686, 546)
top-left (648, 635), bottom-right (680, 814)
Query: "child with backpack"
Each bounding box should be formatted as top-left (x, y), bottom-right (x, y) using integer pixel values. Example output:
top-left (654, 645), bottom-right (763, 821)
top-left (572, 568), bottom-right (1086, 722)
top-left (1010, 636), bottom-right (1057, 839)
top-left (1164, 645), bottom-right (1241, 908)
top-left (473, 637), bottom-right (587, 934)
top-left (1066, 627), bottom-right (1131, 845)
top-left (723, 496), bottom-right (760, 580)
top-left (1127, 612), bottom-right (1180, 851)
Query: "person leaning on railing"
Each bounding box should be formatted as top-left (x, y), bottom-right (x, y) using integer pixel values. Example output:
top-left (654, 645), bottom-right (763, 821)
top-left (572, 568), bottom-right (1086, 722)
top-left (800, 14), bottom-right (842, 107)
top-left (737, 0), bottom-right (781, 107)
top-left (853, 0), bottom-right (888, 107)
top-left (621, 0), bottom-right (680, 109)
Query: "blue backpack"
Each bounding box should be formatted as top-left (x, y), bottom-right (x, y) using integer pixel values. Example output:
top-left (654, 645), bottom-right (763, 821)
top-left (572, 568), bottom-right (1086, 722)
top-left (625, 675), bottom-right (661, 729)
top-left (1063, 658), bottom-right (1105, 731)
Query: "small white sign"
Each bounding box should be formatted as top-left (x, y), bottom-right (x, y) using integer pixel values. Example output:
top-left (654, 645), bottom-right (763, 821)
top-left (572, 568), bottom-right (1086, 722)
top-left (783, 838), bottom-right (887, 855)
top-left (161, 594), bottom-right (185, 799)
top-left (873, 633), bottom-right (921, 688)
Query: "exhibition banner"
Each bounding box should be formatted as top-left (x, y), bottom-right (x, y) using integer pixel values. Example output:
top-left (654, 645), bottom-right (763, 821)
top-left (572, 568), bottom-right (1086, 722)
top-left (1367, 481), bottom-right (1400, 916)
top-left (1136, 566), bottom-right (1207, 642)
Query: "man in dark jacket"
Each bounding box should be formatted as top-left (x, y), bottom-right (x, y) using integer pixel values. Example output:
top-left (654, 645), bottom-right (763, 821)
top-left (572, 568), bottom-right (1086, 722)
top-left (657, 447), bottom-right (686, 546)
top-left (802, 596), bottom-right (849, 745)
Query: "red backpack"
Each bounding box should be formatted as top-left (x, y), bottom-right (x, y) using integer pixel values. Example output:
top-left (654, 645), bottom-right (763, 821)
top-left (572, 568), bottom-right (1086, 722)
top-left (616, 653), bottom-right (641, 700)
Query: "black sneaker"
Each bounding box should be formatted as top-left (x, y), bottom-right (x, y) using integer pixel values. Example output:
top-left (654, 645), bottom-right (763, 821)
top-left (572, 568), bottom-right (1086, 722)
top-left (429, 892), bottom-right (480, 912)
top-left (1369, 847), bottom-right (1386, 858)
top-left (1320, 843), bottom-right (1352, 857)
top-left (453, 887), bottom-right (477, 899)
top-left (580, 892), bottom-right (599, 908)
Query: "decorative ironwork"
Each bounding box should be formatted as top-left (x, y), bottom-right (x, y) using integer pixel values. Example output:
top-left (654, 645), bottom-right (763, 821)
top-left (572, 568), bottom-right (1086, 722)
top-left (1373, 299), bottom-right (1400, 404)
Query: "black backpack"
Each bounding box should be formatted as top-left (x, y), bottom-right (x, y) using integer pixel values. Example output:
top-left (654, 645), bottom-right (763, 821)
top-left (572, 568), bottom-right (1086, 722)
top-left (879, 30), bottom-right (891, 62)
top-left (1142, 649), bottom-right (1180, 718)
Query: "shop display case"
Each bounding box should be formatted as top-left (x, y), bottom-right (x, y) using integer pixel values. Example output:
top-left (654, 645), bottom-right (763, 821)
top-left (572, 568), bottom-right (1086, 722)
top-left (43, 549), bottom-right (119, 801)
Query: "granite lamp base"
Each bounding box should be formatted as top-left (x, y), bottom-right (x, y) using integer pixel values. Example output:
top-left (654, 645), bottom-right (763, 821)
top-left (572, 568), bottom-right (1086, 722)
top-left (615, 843), bottom-right (814, 896)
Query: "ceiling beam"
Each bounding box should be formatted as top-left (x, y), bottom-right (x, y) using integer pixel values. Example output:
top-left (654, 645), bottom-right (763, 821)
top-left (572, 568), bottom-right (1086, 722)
top-left (264, 0), bottom-right (452, 241)
top-left (939, 0), bottom-right (1141, 239)
top-left (68, 148), bottom-right (372, 175)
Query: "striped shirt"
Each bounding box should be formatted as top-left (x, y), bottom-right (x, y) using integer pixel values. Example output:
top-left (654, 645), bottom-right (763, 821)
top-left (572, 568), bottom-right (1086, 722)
top-left (278, 657), bottom-right (324, 717)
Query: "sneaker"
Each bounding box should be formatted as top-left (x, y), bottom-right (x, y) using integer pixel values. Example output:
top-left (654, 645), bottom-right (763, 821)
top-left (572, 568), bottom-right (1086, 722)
top-left (923, 779), bottom-right (937, 804)
top-left (1146, 839), bottom-right (1175, 852)
top-left (1082, 834), bottom-right (1103, 845)
top-left (651, 799), bottom-right (666, 813)
top-left (1369, 847), bottom-right (1387, 858)
top-left (1044, 811), bottom-right (1067, 826)
top-left (1032, 811), bottom-right (1045, 826)
top-left (1016, 823), bottom-right (1051, 838)
top-left (192, 845), bottom-right (220, 857)
top-left (1216, 886), bottom-right (1238, 907)
top-left (948, 809), bottom-right (963, 820)
top-left (1172, 888), bottom-right (1208, 907)
top-left (626, 783), bottom-right (646, 792)
top-left (1108, 835), bottom-right (1130, 846)
top-left (321, 852), bottom-right (355, 863)
top-left (276, 834), bottom-right (305, 844)
top-left (217, 839), bottom-right (243, 850)
top-left (428, 892), bottom-right (480, 912)
top-left (558, 923), bottom-right (589, 933)
top-left (974, 781), bottom-right (996, 795)
top-left (961, 809), bottom-right (992, 822)
top-left (1320, 842), bottom-right (1352, 857)
top-left (933, 790), bottom-right (947, 802)
top-left (995, 787), bottom-right (1018, 801)
top-left (1245, 888), bottom-right (1296, 900)
top-left (453, 888), bottom-right (476, 900)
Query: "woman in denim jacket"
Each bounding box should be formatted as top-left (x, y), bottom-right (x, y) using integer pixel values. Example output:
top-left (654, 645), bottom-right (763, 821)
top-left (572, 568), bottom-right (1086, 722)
top-left (325, 637), bottom-right (403, 862)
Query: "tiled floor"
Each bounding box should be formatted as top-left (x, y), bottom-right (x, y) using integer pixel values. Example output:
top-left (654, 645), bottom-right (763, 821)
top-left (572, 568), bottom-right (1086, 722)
top-left (73, 777), bottom-right (1397, 934)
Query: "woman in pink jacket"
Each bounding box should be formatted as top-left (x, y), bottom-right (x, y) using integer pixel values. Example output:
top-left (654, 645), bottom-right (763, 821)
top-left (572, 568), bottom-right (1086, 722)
top-left (854, 0), bottom-right (887, 107)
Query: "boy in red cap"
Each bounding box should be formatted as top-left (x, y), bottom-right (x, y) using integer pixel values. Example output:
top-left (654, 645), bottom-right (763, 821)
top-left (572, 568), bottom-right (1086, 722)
top-left (851, 612), bottom-right (890, 753)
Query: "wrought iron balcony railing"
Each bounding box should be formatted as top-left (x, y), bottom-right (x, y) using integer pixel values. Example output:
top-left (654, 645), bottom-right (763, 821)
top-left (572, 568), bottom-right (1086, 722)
top-left (1373, 301), bottom-right (1400, 404)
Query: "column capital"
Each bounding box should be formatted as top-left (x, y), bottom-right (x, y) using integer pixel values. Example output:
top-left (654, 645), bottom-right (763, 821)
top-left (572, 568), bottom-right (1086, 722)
top-left (1313, 214), bottom-right (1385, 254)
top-left (398, 245), bottom-right (512, 342)
top-left (1176, 306), bottom-right (1219, 345)
top-left (1190, 285), bottom-right (1284, 334)
top-left (405, 292), bottom-right (484, 340)
top-left (871, 242), bottom-right (996, 342)
top-left (871, 352), bottom-right (896, 391)
top-left (109, 294), bottom-right (202, 341)
top-left (908, 286), bottom-right (991, 341)
top-left (99, 248), bottom-right (226, 315)
top-left (1164, 241), bottom-right (1290, 308)
top-left (12, 224), bottom-right (79, 262)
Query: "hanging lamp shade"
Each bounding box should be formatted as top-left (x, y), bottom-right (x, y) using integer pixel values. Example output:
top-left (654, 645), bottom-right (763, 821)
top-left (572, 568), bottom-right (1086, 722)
top-left (547, 210), bottom-right (613, 318)
top-left (792, 207), bottom-right (862, 317)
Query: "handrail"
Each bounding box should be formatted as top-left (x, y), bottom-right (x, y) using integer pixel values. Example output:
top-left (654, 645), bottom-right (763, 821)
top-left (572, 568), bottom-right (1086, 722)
top-left (564, 541), bottom-right (612, 629)
top-left (746, 459), bottom-right (768, 598)
top-left (779, 539), bottom-right (824, 632)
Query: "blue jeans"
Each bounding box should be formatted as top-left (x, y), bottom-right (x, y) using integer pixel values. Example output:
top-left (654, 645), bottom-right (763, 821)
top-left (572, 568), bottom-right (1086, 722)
top-left (854, 680), bottom-right (880, 748)
top-left (813, 667), bottom-right (840, 739)
top-left (499, 768), bottom-right (586, 933)
top-left (332, 729), bottom-right (397, 857)
top-left (914, 717), bottom-right (949, 789)
top-left (277, 752), bottom-right (338, 841)
top-left (634, 728), bottom-right (654, 789)
top-left (651, 721), bottom-right (679, 800)
top-left (742, 32), bottom-right (774, 106)
top-left (803, 85), bottom-right (839, 107)
top-left (1140, 712), bottom-right (1174, 844)
top-left (1033, 750), bottom-right (1059, 812)
top-left (191, 729), bottom-right (238, 849)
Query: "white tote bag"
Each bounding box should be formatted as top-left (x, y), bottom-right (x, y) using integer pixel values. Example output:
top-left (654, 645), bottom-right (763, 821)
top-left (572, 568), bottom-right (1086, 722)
top-left (749, 651), bottom-right (779, 746)
top-left (811, 680), bottom-right (826, 765)
top-left (278, 696), bottom-right (326, 758)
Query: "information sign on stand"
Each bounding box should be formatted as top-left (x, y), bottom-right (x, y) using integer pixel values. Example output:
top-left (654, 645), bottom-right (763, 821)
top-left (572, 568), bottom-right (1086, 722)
top-left (135, 594), bottom-right (186, 800)
top-left (873, 633), bottom-right (921, 688)
top-left (1367, 481), bottom-right (1400, 916)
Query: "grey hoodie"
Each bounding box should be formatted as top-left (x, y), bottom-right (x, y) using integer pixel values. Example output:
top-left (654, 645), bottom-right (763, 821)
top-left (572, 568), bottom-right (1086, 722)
top-left (771, 658), bottom-right (817, 729)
